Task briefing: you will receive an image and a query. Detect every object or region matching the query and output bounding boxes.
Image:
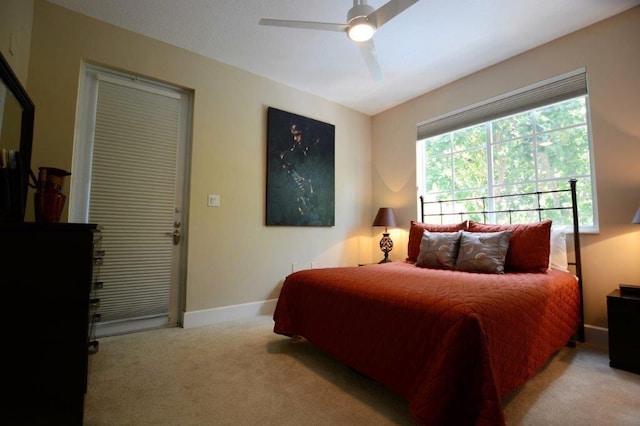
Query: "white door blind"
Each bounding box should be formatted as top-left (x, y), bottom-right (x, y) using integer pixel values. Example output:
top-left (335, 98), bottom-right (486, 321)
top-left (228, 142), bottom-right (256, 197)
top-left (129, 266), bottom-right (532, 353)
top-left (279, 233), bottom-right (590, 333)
top-left (417, 69), bottom-right (587, 140)
top-left (89, 78), bottom-right (180, 322)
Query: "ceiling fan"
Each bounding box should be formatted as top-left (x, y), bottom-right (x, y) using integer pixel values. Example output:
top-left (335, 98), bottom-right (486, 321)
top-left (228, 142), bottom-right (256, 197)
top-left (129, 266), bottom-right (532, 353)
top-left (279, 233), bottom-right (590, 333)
top-left (259, 0), bottom-right (419, 82)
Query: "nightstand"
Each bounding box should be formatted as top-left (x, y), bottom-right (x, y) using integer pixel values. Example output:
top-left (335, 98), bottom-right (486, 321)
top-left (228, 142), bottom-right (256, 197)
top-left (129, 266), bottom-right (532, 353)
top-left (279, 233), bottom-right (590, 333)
top-left (607, 289), bottom-right (640, 374)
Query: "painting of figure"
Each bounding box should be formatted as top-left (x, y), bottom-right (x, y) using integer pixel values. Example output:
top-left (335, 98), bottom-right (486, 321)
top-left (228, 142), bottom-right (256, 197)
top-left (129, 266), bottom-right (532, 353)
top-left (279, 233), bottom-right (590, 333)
top-left (266, 107), bottom-right (335, 226)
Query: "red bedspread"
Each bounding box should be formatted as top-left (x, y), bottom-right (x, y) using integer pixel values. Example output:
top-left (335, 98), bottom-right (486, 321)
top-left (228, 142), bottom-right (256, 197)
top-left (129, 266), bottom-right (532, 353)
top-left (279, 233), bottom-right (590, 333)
top-left (273, 262), bottom-right (580, 425)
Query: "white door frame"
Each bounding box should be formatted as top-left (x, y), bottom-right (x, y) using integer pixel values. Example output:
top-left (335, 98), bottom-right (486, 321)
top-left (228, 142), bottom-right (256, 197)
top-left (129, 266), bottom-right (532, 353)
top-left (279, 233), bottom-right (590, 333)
top-left (70, 62), bottom-right (192, 335)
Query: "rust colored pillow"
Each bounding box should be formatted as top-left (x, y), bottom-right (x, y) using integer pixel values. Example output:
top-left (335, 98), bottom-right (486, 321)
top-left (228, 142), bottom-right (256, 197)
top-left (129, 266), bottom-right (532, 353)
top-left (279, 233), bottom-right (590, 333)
top-left (407, 220), bottom-right (467, 262)
top-left (467, 219), bottom-right (552, 272)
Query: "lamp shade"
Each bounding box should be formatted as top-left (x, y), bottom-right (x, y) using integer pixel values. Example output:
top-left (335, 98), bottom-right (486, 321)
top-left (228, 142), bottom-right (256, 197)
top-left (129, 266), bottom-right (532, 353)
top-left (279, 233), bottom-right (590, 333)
top-left (633, 206), bottom-right (640, 224)
top-left (372, 207), bottom-right (398, 228)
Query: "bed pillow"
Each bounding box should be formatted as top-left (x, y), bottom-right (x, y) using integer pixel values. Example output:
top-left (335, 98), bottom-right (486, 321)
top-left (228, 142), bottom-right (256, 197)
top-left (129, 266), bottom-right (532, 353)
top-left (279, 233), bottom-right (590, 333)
top-left (455, 230), bottom-right (512, 274)
top-left (467, 220), bottom-right (552, 273)
top-left (549, 226), bottom-right (569, 272)
top-left (407, 220), bottom-right (468, 262)
top-left (416, 230), bottom-right (462, 270)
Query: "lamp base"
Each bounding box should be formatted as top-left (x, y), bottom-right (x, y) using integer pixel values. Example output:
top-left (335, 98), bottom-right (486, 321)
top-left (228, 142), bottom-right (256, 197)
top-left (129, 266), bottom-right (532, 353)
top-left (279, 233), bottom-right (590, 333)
top-left (378, 233), bottom-right (393, 264)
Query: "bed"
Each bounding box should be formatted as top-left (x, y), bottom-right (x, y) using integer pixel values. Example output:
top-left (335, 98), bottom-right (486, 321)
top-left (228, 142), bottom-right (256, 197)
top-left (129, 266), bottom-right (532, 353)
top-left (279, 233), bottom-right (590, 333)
top-left (273, 180), bottom-right (584, 425)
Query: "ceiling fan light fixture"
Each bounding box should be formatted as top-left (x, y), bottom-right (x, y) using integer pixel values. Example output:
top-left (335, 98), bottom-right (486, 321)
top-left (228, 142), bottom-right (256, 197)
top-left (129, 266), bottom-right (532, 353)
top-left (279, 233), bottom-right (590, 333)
top-left (348, 18), bottom-right (376, 42)
top-left (259, 0), bottom-right (420, 81)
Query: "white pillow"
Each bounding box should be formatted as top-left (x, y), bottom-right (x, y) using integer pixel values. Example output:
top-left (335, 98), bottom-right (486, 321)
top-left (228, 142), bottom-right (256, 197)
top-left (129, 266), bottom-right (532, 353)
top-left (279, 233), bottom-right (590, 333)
top-left (549, 227), bottom-right (569, 272)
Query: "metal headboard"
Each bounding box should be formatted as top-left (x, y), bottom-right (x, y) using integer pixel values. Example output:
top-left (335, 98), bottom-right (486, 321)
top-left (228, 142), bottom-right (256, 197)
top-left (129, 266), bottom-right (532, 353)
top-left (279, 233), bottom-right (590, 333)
top-left (419, 178), bottom-right (584, 342)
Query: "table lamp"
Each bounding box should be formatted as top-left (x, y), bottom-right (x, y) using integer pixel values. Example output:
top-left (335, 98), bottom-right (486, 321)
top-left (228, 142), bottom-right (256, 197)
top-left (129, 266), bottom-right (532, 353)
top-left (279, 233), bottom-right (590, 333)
top-left (372, 207), bottom-right (398, 263)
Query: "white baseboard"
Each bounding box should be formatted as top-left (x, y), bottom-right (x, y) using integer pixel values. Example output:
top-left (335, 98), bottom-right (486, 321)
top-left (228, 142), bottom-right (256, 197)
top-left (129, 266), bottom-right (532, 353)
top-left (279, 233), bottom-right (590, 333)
top-left (94, 315), bottom-right (170, 338)
top-left (584, 324), bottom-right (608, 350)
top-left (182, 298), bottom-right (278, 328)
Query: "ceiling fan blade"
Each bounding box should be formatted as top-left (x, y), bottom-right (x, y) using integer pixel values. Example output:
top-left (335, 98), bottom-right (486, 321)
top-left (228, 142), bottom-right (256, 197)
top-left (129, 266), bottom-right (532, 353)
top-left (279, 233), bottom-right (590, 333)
top-left (369, 0), bottom-right (419, 29)
top-left (357, 39), bottom-right (383, 82)
top-left (259, 19), bottom-right (347, 33)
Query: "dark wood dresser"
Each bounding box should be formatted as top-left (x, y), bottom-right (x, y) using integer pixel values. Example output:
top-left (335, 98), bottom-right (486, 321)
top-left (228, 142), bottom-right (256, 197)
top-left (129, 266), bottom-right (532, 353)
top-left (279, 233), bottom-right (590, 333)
top-left (1, 222), bottom-right (102, 425)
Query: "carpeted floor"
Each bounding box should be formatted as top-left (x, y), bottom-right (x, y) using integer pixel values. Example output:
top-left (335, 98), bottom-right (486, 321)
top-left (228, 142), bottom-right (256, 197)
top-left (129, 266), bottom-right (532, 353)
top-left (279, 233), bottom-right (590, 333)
top-left (84, 315), bottom-right (640, 425)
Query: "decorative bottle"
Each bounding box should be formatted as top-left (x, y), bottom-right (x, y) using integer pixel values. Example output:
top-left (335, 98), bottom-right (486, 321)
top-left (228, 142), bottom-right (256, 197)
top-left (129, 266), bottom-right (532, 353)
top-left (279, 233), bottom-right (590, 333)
top-left (34, 167), bottom-right (71, 223)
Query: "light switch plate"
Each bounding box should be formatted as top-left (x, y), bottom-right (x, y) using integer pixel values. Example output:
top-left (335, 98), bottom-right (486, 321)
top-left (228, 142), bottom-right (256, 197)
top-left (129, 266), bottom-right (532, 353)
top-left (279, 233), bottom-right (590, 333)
top-left (207, 194), bottom-right (220, 207)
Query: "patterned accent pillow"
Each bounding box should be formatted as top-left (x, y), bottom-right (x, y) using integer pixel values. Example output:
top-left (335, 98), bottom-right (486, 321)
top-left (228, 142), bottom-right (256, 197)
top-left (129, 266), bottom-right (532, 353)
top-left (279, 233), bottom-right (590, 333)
top-left (468, 220), bottom-right (552, 273)
top-left (407, 220), bottom-right (468, 262)
top-left (455, 230), bottom-right (512, 274)
top-left (416, 230), bottom-right (462, 270)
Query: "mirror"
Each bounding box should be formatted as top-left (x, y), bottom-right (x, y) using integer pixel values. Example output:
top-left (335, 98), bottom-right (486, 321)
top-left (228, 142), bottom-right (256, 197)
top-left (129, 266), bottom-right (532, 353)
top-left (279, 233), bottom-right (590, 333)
top-left (0, 51), bottom-right (35, 222)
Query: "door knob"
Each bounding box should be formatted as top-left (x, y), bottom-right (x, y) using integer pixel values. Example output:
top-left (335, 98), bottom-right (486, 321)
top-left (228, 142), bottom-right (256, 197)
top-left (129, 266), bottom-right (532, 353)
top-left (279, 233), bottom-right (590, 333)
top-left (165, 230), bottom-right (181, 245)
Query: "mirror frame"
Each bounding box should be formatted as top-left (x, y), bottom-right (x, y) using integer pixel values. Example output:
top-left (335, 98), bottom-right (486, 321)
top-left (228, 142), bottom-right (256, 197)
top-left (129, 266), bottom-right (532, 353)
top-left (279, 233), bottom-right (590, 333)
top-left (0, 51), bottom-right (35, 220)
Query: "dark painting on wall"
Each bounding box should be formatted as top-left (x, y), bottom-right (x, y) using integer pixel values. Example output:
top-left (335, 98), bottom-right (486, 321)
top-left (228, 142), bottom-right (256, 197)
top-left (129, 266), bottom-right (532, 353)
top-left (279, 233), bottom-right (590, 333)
top-left (266, 107), bottom-right (335, 226)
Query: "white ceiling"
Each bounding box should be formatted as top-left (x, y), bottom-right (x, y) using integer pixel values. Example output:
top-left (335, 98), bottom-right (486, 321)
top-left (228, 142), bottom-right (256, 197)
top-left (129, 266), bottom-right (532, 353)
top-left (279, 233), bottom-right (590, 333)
top-left (45, 0), bottom-right (639, 116)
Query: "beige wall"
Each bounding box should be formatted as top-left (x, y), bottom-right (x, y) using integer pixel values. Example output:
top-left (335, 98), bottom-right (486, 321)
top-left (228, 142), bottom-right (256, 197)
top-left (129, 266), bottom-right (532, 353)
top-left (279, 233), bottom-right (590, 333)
top-left (372, 7), bottom-right (640, 328)
top-left (0, 0), bottom-right (33, 85)
top-left (27, 0), bottom-right (373, 314)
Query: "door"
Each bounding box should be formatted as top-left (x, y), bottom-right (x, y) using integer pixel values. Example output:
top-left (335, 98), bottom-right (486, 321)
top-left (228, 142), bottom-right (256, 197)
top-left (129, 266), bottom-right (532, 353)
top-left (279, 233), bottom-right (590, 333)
top-left (70, 64), bottom-right (191, 336)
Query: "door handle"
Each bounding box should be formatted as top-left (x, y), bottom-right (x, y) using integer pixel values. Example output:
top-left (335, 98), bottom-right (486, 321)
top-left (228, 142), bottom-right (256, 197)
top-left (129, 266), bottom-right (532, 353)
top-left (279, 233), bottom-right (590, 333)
top-left (165, 229), bottom-right (181, 245)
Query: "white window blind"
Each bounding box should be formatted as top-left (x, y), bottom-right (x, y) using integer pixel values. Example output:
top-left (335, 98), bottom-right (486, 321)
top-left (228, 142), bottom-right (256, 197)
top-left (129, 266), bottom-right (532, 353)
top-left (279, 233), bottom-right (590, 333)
top-left (417, 69), bottom-right (587, 140)
top-left (89, 76), bottom-right (180, 323)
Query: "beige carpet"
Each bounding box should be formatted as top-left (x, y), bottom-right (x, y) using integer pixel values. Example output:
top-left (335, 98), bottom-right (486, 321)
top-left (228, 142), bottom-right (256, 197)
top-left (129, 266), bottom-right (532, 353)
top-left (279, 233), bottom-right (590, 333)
top-left (84, 315), bottom-right (640, 425)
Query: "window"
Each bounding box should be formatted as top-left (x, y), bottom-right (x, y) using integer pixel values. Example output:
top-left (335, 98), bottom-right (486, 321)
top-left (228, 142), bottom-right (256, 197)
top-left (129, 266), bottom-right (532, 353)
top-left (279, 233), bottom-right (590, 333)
top-left (416, 70), bottom-right (597, 231)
